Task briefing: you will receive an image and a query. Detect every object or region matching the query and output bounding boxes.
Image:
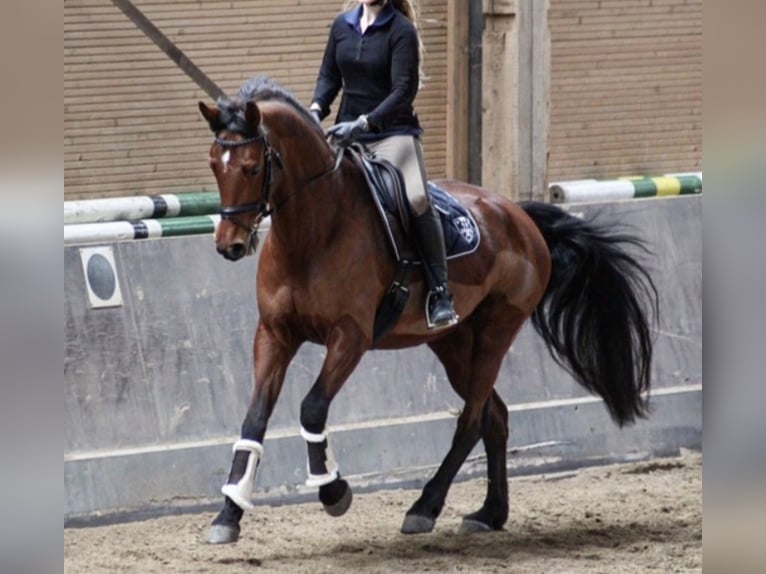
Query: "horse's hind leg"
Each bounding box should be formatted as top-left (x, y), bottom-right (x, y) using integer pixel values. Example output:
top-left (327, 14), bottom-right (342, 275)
top-left (459, 390), bottom-right (509, 533)
top-left (402, 301), bottom-right (522, 534)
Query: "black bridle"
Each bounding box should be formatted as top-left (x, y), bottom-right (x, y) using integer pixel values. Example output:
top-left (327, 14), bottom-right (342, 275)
top-left (215, 133), bottom-right (280, 235)
top-left (214, 132), bottom-right (343, 240)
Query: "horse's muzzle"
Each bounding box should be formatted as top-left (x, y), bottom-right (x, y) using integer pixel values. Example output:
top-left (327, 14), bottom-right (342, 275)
top-left (217, 241), bottom-right (247, 261)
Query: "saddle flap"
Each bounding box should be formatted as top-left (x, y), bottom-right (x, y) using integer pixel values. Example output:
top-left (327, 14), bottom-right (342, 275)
top-left (347, 145), bottom-right (416, 261)
top-left (345, 145), bottom-right (482, 264)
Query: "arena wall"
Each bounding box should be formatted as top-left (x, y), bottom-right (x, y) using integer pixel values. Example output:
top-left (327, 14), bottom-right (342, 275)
top-left (64, 195), bottom-right (701, 524)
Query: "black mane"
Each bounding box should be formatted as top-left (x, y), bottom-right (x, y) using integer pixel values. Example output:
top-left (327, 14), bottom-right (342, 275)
top-left (216, 75), bottom-right (320, 137)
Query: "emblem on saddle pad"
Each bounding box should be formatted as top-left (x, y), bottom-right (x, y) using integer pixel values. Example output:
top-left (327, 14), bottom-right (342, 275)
top-left (453, 216), bottom-right (475, 244)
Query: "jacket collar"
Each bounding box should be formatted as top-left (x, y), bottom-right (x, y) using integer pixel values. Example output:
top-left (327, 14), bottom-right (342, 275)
top-left (344, 3), bottom-right (396, 33)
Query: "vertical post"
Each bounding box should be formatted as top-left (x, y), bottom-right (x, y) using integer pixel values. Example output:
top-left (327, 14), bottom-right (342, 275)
top-left (447, 0), bottom-right (471, 182)
top-left (531, 0), bottom-right (551, 201)
top-left (517, 0), bottom-right (533, 200)
top-left (481, 0), bottom-right (549, 201)
top-left (481, 0), bottom-right (520, 199)
top-left (468, 0), bottom-right (484, 186)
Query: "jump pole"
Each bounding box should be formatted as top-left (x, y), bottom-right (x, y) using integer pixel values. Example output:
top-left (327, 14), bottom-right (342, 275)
top-left (64, 192), bottom-right (220, 225)
top-left (65, 215), bottom-right (223, 246)
top-left (550, 172), bottom-right (702, 204)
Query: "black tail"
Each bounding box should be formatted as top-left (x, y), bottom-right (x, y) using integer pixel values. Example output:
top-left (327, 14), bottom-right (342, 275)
top-left (521, 201), bottom-right (659, 426)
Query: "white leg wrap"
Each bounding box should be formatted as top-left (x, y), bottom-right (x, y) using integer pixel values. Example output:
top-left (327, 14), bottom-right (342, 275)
top-left (221, 439), bottom-right (263, 511)
top-left (300, 426), bottom-right (339, 487)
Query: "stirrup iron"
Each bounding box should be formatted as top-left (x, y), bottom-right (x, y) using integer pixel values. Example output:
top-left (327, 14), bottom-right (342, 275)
top-left (425, 286), bottom-right (459, 330)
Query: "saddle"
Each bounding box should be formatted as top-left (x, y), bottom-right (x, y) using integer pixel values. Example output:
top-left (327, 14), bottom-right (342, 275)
top-left (347, 144), bottom-right (417, 261)
top-left (344, 144), bottom-right (481, 343)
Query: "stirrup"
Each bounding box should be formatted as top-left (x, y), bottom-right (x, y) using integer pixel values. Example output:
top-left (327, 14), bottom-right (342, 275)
top-left (425, 287), bottom-right (459, 330)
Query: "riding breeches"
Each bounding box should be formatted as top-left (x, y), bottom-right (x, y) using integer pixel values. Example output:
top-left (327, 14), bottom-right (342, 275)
top-left (366, 135), bottom-right (431, 216)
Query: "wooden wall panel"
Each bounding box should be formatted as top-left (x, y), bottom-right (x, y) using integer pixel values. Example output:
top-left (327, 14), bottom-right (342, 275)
top-left (64, 0), bottom-right (448, 200)
top-left (547, 0), bottom-right (702, 181)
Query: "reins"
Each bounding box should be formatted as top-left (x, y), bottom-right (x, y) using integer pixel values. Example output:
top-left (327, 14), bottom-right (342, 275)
top-left (264, 142), bottom-right (344, 216)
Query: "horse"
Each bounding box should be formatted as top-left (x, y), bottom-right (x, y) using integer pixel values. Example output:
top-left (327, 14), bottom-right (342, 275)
top-left (197, 76), bottom-right (658, 544)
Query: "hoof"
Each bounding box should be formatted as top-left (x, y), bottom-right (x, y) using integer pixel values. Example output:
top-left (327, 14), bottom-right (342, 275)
top-left (401, 514), bottom-right (435, 535)
top-left (458, 517), bottom-right (493, 535)
top-left (207, 523), bottom-right (240, 544)
top-left (322, 481), bottom-right (353, 517)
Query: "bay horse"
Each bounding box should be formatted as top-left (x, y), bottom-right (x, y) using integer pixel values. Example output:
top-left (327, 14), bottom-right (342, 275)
top-left (198, 76), bottom-right (658, 544)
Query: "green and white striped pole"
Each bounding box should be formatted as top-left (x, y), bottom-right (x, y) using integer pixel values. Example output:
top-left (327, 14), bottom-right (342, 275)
top-left (64, 215), bottom-right (223, 246)
top-left (549, 172), bottom-right (702, 204)
top-left (64, 192), bottom-right (220, 225)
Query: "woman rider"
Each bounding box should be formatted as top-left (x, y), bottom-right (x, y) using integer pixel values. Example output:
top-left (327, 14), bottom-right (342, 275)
top-left (309, 0), bottom-right (459, 330)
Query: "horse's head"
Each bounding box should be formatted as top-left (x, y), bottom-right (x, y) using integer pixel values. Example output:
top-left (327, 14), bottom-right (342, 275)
top-left (199, 98), bottom-right (276, 261)
top-left (200, 76), bottom-right (344, 261)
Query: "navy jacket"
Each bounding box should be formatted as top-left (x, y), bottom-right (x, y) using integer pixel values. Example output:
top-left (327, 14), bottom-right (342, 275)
top-left (312, 4), bottom-right (423, 140)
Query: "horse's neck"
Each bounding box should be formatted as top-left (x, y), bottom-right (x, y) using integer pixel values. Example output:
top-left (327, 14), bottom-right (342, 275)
top-left (261, 103), bottom-right (332, 168)
top-left (262, 107), bottom-right (359, 249)
top-left (272, 164), bottom-right (371, 251)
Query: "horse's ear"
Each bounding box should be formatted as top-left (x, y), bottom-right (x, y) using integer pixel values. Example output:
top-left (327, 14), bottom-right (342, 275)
top-left (244, 100), bottom-right (261, 132)
top-left (199, 101), bottom-right (224, 134)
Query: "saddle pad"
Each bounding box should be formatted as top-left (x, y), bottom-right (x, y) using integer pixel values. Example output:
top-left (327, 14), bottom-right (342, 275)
top-left (428, 183), bottom-right (481, 260)
top-left (357, 142), bottom-right (481, 262)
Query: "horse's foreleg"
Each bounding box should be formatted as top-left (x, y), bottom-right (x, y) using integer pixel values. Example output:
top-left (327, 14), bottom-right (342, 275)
top-left (207, 322), bottom-right (299, 544)
top-left (299, 317), bottom-right (368, 516)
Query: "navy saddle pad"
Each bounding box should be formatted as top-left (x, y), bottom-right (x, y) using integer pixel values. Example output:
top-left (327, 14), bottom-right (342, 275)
top-left (428, 183), bottom-right (480, 259)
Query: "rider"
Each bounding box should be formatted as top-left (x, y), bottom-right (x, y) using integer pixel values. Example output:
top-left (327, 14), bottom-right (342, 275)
top-left (309, 0), bottom-right (458, 330)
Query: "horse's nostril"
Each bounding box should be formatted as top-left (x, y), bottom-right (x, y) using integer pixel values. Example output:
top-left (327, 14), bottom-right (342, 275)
top-left (228, 243), bottom-right (247, 260)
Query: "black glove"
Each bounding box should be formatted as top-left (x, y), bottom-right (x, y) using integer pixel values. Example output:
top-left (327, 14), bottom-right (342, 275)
top-left (327, 115), bottom-right (369, 145)
top-left (309, 109), bottom-right (322, 125)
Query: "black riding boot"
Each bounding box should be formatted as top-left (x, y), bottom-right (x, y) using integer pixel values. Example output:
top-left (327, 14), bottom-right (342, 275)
top-left (412, 208), bottom-right (459, 329)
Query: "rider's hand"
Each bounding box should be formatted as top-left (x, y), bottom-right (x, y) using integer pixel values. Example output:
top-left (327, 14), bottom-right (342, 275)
top-left (309, 109), bottom-right (322, 125)
top-left (327, 115), bottom-right (369, 145)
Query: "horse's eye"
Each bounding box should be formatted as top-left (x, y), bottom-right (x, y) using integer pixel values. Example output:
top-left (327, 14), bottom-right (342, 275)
top-left (244, 164), bottom-right (262, 177)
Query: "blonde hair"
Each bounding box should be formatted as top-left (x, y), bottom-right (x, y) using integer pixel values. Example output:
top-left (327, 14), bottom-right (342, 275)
top-left (342, 0), bottom-right (426, 87)
top-left (390, 0), bottom-right (417, 23)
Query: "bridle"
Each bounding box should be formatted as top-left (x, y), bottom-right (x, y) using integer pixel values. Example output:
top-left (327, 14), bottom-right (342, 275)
top-left (213, 131), bottom-right (343, 249)
top-left (214, 133), bottom-right (279, 239)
